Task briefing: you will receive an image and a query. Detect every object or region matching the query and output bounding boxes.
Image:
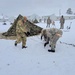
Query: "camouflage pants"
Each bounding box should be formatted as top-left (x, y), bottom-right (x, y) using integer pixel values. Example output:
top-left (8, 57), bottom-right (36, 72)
top-left (50, 35), bottom-right (60, 50)
top-left (16, 32), bottom-right (27, 46)
top-left (60, 23), bottom-right (64, 29)
top-left (46, 23), bottom-right (50, 27)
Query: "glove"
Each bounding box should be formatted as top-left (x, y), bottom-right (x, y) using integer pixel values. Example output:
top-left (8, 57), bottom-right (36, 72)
top-left (24, 32), bottom-right (28, 36)
top-left (27, 32), bottom-right (30, 36)
top-left (24, 32), bottom-right (30, 36)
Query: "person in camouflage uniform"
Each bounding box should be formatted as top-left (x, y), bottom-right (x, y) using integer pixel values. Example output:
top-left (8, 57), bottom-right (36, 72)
top-left (60, 15), bottom-right (65, 29)
top-left (44, 28), bottom-right (63, 52)
top-left (46, 17), bottom-right (51, 28)
top-left (15, 16), bottom-right (30, 49)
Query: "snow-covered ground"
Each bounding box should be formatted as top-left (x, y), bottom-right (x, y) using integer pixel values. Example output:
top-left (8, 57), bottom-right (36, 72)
top-left (0, 22), bottom-right (11, 33)
top-left (0, 19), bottom-right (75, 75)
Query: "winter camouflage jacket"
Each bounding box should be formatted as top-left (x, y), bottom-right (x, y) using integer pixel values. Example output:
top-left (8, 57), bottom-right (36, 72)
top-left (16, 20), bottom-right (28, 33)
top-left (60, 17), bottom-right (65, 24)
top-left (47, 18), bottom-right (51, 24)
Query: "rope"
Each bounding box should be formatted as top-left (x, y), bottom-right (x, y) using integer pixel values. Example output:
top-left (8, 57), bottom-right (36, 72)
top-left (60, 41), bottom-right (75, 47)
top-left (28, 35), bottom-right (44, 44)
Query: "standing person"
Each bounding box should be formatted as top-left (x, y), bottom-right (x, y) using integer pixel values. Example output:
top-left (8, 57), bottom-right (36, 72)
top-left (60, 15), bottom-right (65, 29)
top-left (51, 20), bottom-right (56, 28)
top-left (46, 17), bottom-right (51, 28)
top-left (15, 16), bottom-right (30, 49)
top-left (44, 28), bottom-right (63, 52)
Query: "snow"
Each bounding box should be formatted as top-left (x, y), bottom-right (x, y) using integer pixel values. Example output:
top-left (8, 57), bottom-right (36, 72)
top-left (0, 18), bottom-right (75, 75)
top-left (0, 22), bottom-right (11, 33)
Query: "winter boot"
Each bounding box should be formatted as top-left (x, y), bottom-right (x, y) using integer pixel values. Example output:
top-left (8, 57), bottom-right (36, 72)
top-left (48, 49), bottom-right (55, 52)
top-left (15, 42), bottom-right (17, 46)
top-left (44, 42), bottom-right (49, 47)
top-left (22, 46), bottom-right (27, 49)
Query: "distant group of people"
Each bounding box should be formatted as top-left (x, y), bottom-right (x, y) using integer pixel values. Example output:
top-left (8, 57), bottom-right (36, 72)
top-left (14, 15), bottom-right (64, 53)
top-left (46, 15), bottom-right (65, 29)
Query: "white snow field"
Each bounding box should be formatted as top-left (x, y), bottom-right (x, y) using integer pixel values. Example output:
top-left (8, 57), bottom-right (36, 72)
top-left (0, 19), bottom-right (75, 75)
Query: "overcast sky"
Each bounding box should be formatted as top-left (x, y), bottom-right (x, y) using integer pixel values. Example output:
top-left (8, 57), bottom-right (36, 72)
top-left (0, 0), bottom-right (75, 17)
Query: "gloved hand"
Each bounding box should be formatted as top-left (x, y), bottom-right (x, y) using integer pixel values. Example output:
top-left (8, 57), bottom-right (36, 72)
top-left (27, 32), bottom-right (30, 36)
top-left (24, 32), bottom-right (30, 36)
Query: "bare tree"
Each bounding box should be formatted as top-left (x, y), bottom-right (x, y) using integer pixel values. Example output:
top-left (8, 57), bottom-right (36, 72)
top-left (66, 8), bottom-right (73, 14)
